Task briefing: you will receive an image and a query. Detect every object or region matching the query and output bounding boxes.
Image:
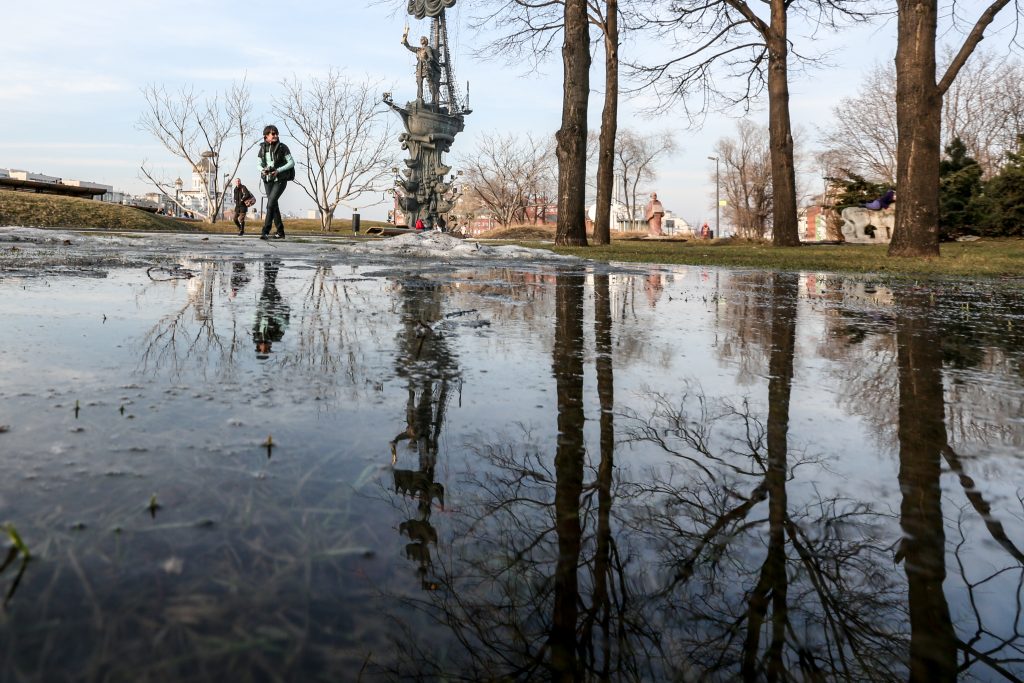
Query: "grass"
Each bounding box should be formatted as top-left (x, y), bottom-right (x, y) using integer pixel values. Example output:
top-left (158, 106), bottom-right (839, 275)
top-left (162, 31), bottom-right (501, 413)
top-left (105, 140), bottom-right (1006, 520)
top-left (483, 226), bottom-right (1024, 278)
top-left (0, 191), bottom-right (387, 235)
top-left (0, 191), bottom-right (198, 232)
top-left (4, 194), bottom-right (1023, 277)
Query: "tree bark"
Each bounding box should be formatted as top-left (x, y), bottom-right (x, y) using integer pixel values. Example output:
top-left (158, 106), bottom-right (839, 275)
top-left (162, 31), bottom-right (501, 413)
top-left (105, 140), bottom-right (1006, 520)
top-left (766, 9), bottom-right (799, 247)
top-left (593, 0), bottom-right (619, 246)
top-left (889, 0), bottom-right (943, 257)
top-left (895, 291), bottom-right (956, 681)
top-left (555, 0), bottom-right (591, 247)
top-left (550, 269), bottom-right (586, 680)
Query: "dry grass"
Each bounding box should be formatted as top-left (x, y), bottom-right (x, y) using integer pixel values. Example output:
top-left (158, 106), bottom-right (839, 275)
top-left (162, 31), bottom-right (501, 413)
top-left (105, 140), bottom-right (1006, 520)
top-left (0, 191), bottom-right (388, 235)
top-left (541, 235), bottom-right (1024, 278)
top-left (0, 191), bottom-right (197, 232)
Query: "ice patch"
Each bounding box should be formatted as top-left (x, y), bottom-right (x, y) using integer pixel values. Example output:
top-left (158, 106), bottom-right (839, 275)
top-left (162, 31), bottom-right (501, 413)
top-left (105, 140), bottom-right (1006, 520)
top-left (335, 231), bottom-right (577, 261)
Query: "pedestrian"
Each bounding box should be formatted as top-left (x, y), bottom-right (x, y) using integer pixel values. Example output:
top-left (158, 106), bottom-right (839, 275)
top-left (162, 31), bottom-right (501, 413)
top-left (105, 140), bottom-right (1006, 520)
top-left (257, 125), bottom-right (295, 240)
top-left (436, 215), bottom-right (447, 232)
top-left (232, 178), bottom-right (255, 236)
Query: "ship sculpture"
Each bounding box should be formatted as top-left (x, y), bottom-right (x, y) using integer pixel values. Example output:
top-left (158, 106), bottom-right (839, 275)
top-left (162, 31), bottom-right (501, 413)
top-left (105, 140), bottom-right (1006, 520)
top-left (384, 0), bottom-right (470, 229)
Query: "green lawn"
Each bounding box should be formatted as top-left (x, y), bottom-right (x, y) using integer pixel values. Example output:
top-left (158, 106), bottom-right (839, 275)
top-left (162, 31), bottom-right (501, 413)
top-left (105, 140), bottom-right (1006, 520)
top-left (523, 237), bottom-right (1024, 278)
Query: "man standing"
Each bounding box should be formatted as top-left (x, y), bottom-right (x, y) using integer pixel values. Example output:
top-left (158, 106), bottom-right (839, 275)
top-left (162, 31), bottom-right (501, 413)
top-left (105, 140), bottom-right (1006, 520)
top-left (232, 178), bottom-right (254, 236)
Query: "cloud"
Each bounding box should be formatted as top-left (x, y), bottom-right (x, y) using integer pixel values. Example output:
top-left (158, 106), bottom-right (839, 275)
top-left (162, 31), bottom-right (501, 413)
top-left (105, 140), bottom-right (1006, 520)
top-left (0, 68), bottom-right (130, 104)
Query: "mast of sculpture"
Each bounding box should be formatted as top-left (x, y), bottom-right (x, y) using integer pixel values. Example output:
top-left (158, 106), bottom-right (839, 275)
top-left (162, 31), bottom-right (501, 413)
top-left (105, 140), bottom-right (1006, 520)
top-left (384, 0), bottom-right (470, 229)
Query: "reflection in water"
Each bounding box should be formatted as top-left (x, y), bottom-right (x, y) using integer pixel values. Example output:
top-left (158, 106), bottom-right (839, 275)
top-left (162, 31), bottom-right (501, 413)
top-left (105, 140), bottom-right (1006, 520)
top-left (622, 272), bottom-right (904, 679)
top-left (895, 291), bottom-right (1024, 681)
top-left (229, 261), bottom-right (251, 296)
top-left (253, 259), bottom-right (289, 358)
top-left (389, 275), bottom-right (460, 592)
top-left (895, 289), bottom-right (957, 682)
top-left (550, 269), bottom-right (586, 680)
top-left (6, 261), bottom-right (1024, 680)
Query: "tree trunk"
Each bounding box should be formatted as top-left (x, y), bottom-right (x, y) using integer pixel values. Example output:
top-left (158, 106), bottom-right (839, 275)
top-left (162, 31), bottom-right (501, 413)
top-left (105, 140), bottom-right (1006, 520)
top-left (895, 291), bottom-right (956, 681)
top-left (550, 269), bottom-right (586, 680)
top-left (889, 0), bottom-right (942, 257)
top-left (555, 0), bottom-right (591, 247)
top-left (766, 10), bottom-right (799, 247)
top-left (593, 1), bottom-right (619, 246)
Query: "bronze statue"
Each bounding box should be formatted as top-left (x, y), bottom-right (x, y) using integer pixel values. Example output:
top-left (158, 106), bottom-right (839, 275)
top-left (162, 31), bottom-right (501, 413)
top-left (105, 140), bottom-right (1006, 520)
top-left (387, 2), bottom-right (469, 229)
top-left (402, 28), bottom-right (441, 105)
top-left (407, 0), bottom-right (457, 20)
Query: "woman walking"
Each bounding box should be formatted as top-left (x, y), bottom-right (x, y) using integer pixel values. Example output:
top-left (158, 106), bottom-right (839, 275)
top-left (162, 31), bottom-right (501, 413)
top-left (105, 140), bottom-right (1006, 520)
top-left (258, 125), bottom-right (295, 240)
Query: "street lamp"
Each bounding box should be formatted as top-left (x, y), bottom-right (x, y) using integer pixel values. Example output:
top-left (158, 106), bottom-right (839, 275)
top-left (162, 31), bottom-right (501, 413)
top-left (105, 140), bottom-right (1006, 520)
top-left (707, 155), bottom-right (720, 238)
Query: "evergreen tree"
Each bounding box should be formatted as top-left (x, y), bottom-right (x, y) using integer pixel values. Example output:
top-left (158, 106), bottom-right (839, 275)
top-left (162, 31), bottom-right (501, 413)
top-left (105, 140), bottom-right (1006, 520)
top-left (828, 171), bottom-right (888, 211)
top-left (938, 138), bottom-right (983, 238)
top-left (978, 135), bottom-right (1024, 236)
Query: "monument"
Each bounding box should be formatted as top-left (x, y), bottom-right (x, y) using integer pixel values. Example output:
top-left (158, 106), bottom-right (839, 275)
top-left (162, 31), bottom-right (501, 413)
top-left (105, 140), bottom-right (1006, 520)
top-left (645, 192), bottom-right (665, 236)
top-left (840, 206), bottom-right (895, 244)
top-left (384, 0), bottom-right (470, 229)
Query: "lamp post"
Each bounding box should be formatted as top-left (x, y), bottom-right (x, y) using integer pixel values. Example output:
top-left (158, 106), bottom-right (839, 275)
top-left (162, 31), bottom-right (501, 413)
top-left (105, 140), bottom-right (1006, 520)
top-left (707, 155), bottom-right (720, 238)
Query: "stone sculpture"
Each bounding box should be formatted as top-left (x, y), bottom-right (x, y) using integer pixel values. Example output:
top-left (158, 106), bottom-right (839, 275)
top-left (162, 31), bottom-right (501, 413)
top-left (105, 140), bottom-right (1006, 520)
top-left (645, 192), bottom-right (665, 236)
top-left (840, 206), bottom-right (895, 244)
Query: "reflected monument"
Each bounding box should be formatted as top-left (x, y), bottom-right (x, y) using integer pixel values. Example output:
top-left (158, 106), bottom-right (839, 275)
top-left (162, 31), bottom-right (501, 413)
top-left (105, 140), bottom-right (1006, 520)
top-left (384, 0), bottom-right (470, 229)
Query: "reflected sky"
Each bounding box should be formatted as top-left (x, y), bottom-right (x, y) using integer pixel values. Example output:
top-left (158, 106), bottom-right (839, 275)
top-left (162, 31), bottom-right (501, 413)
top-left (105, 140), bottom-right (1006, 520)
top-left (1, 258), bottom-right (1023, 681)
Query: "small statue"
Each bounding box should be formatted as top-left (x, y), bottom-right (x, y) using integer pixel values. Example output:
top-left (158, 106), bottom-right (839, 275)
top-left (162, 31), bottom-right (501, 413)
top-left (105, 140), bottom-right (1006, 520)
top-left (402, 28), bottom-right (441, 105)
top-left (645, 192), bottom-right (665, 236)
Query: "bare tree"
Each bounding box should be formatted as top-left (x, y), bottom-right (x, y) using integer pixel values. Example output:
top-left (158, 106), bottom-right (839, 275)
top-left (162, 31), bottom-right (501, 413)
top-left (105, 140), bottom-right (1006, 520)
top-left (713, 120), bottom-right (772, 239)
top-left (464, 0), bottom-right (638, 245)
top-left (457, 131), bottom-right (556, 227)
top-left (818, 63), bottom-right (899, 185)
top-left (555, 0), bottom-right (591, 246)
top-left (941, 49), bottom-right (1024, 178)
top-left (819, 51), bottom-right (1024, 185)
top-left (631, 0), bottom-right (872, 247)
top-left (616, 129), bottom-right (677, 227)
top-left (890, 0), bottom-right (1017, 257)
top-left (273, 71), bottom-right (396, 232)
top-left (138, 81), bottom-right (256, 223)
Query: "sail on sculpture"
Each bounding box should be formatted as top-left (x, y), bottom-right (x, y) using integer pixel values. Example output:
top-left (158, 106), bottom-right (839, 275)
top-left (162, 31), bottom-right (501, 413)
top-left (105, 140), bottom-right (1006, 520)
top-left (384, 0), bottom-right (469, 228)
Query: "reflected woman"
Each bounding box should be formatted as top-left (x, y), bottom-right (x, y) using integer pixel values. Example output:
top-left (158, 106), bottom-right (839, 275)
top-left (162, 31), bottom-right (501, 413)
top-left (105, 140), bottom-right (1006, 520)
top-left (253, 259), bottom-right (290, 358)
top-left (257, 125), bottom-right (295, 240)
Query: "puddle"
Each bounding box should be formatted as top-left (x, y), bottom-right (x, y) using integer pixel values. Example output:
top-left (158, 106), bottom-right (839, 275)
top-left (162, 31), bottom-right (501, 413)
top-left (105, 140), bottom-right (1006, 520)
top-left (2, 235), bottom-right (1024, 680)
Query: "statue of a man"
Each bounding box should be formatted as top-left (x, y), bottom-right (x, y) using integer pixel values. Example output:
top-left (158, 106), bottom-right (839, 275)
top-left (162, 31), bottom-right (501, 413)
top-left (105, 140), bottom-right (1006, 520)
top-left (402, 28), bottom-right (441, 105)
top-left (645, 192), bottom-right (665, 236)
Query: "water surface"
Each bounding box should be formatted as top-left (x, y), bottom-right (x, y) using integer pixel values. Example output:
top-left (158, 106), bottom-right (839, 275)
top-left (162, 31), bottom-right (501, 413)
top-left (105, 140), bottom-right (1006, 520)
top-left (2, 254), bottom-right (1023, 681)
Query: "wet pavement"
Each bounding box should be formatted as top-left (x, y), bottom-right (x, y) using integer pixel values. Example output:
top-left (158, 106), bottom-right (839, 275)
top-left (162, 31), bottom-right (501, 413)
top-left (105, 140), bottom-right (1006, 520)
top-left (2, 230), bottom-right (1024, 681)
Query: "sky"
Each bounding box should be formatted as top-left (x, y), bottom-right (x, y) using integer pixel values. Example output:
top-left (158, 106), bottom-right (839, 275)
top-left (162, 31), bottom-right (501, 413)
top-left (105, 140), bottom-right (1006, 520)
top-left (1, 0), bottom-right (914, 226)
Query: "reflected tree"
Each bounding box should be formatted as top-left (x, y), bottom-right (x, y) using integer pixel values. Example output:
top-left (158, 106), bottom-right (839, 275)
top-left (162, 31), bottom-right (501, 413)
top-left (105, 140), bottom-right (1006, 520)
top-left (137, 261), bottom-right (246, 378)
top-left (621, 273), bottom-right (905, 679)
top-left (380, 268), bottom-right (662, 680)
top-left (894, 290), bottom-right (1024, 681)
